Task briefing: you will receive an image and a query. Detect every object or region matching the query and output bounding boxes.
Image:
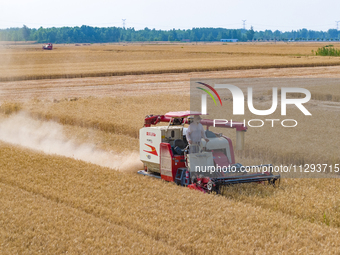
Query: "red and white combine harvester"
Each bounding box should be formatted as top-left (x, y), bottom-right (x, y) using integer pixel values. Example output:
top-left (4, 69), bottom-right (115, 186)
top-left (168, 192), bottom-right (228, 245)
top-left (139, 111), bottom-right (280, 193)
top-left (42, 43), bottom-right (53, 50)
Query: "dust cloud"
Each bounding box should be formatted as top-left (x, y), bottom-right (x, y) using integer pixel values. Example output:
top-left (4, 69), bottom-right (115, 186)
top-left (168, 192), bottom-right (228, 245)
top-left (0, 113), bottom-right (142, 172)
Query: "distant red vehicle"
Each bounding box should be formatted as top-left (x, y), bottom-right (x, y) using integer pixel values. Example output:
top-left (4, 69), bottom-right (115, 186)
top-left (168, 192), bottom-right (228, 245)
top-left (42, 43), bottom-right (53, 50)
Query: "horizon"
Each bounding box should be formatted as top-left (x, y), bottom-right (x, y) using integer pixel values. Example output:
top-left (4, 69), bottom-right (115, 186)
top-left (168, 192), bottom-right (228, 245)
top-left (1, 0), bottom-right (340, 32)
top-left (0, 25), bottom-right (338, 33)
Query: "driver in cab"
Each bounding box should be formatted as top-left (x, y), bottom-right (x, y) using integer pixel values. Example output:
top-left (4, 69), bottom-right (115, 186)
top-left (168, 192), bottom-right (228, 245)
top-left (186, 115), bottom-right (209, 153)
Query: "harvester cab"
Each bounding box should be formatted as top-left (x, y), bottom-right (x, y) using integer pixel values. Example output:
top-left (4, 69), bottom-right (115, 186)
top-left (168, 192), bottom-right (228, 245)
top-left (138, 111), bottom-right (280, 193)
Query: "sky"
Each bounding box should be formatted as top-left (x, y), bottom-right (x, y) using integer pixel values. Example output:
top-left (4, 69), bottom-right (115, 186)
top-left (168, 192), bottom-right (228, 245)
top-left (0, 0), bottom-right (340, 31)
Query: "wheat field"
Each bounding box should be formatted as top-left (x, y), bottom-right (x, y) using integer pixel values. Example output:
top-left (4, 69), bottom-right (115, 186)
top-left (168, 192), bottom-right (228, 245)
top-left (19, 86), bottom-right (340, 167)
top-left (1, 42), bottom-right (340, 81)
top-left (281, 83), bottom-right (340, 102)
top-left (1, 142), bottom-right (340, 254)
top-left (1, 43), bottom-right (340, 253)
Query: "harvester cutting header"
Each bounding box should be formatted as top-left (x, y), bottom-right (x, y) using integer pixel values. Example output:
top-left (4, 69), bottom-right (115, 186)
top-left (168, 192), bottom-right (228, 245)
top-left (139, 111), bottom-right (280, 193)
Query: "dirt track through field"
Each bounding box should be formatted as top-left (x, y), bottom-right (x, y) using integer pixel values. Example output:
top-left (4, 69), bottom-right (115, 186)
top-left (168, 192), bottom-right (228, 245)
top-left (1, 66), bottom-right (340, 101)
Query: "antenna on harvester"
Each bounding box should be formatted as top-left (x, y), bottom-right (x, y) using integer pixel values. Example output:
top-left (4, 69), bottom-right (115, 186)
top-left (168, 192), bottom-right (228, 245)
top-left (242, 20), bottom-right (246, 30)
top-left (122, 19), bottom-right (126, 29)
top-left (336, 21), bottom-right (340, 30)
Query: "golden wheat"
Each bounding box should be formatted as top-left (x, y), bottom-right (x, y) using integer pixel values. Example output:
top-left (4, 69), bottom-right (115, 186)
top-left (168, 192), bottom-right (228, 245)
top-left (2, 43), bottom-right (340, 81)
top-left (1, 42), bottom-right (340, 253)
top-left (0, 183), bottom-right (180, 254)
top-left (0, 102), bottom-right (22, 115)
top-left (24, 95), bottom-right (189, 138)
top-left (1, 142), bottom-right (340, 254)
top-left (22, 92), bottom-right (340, 167)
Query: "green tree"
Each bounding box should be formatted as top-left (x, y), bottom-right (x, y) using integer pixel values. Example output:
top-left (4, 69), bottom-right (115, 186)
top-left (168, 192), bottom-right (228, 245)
top-left (246, 26), bottom-right (255, 41)
top-left (21, 25), bottom-right (30, 41)
top-left (300, 28), bottom-right (308, 39)
top-left (207, 32), bottom-right (214, 41)
top-left (171, 29), bottom-right (178, 41)
top-left (274, 30), bottom-right (281, 40)
top-left (328, 29), bottom-right (338, 40)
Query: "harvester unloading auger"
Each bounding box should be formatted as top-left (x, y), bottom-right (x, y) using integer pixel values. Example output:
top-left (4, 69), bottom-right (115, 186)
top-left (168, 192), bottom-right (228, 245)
top-left (138, 111), bottom-right (280, 193)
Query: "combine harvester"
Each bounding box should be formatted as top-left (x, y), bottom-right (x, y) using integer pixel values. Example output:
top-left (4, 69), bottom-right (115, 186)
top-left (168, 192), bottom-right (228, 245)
top-left (42, 43), bottom-right (53, 50)
top-left (138, 111), bottom-right (280, 193)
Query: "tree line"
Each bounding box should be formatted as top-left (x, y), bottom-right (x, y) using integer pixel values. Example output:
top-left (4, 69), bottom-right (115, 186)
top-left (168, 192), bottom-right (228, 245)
top-left (1, 25), bottom-right (339, 43)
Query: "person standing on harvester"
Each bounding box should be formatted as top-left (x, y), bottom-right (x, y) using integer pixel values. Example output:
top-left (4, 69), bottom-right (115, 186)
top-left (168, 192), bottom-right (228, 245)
top-left (186, 115), bottom-right (209, 153)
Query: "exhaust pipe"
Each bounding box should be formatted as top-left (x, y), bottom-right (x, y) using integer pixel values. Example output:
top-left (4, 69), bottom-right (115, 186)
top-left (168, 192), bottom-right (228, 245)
top-left (236, 130), bottom-right (245, 150)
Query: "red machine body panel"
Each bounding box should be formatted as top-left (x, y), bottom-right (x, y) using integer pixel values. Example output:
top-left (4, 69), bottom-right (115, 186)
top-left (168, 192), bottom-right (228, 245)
top-left (160, 143), bottom-right (186, 182)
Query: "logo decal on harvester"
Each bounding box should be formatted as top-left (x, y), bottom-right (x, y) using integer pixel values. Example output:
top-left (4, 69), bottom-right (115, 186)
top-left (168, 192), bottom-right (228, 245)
top-left (144, 144), bottom-right (158, 156)
top-left (146, 132), bottom-right (156, 136)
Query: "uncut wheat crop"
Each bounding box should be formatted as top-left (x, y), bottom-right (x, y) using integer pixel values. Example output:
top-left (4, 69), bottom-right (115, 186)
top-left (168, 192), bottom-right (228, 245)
top-left (1, 89), bottom-right (334, 230)
top-left (1, 142), bottom-right (340, 254)
top-left (2, 42), bottom-right (340, 81)
top-left (23, 90), bottom-right (340, 166)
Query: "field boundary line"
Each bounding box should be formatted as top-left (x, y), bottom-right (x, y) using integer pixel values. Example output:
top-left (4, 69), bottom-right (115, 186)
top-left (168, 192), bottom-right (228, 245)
top-left (2, 62), bottom-right (340, 82)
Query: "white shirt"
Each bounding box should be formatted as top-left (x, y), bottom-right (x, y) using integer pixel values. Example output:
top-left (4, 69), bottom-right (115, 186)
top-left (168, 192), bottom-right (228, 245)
top-left (186, 122), bottom-right (207, 143)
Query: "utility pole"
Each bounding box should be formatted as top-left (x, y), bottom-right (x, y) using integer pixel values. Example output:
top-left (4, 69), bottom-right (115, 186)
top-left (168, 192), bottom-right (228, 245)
top-left (336, 21), bottom-right (340, 30)
top-left (242, 20), bottom-right (246, 30)
top-left (122, 19), bottom-right (126, 29)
